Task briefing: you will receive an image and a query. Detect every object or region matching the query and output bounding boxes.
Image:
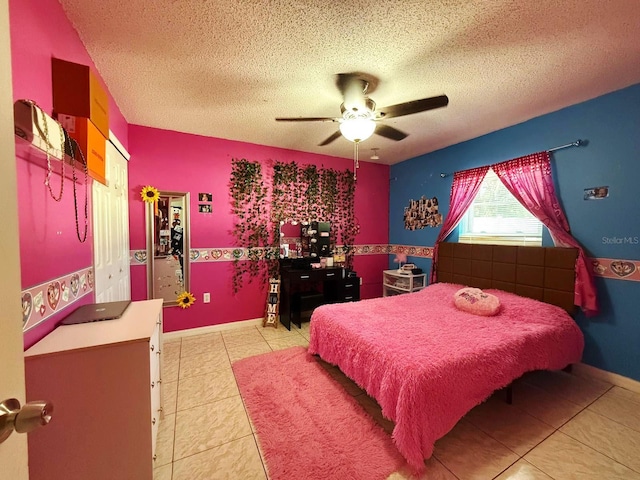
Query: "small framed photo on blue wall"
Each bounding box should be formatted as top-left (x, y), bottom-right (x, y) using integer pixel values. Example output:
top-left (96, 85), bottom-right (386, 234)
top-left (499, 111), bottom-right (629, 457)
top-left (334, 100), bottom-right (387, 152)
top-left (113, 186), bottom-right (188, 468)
top-left (584, 186), bottom-right (609, 200)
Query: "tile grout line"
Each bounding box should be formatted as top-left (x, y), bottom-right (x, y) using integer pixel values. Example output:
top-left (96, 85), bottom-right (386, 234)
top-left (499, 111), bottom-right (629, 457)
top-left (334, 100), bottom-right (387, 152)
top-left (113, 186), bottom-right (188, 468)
top-left (544, 428), bottom-right (640, 476)
top-left (551, 384), bottom-right (614, 431)
top-left (160, 327), bottom-right (273, 478)
top-left (168, 334), bottom-right (267, 478)
top-left (581, 391), bottom-right (640, 436)
top-left (447, 377), bottom-right (618, 480)
top-left (168, 338), bottom-right (181, 480)
top-left (228, 335), bottom-right (271, 479)
top-left (520, 382), bottom-right (640, 478)
top-left (169, 433), bottom-right (259, 469)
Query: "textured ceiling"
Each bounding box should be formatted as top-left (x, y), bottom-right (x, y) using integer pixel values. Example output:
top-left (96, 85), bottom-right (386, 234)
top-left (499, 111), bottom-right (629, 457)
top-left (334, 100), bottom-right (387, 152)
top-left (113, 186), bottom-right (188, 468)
top-left (59, 0), bottom-right (640, 165)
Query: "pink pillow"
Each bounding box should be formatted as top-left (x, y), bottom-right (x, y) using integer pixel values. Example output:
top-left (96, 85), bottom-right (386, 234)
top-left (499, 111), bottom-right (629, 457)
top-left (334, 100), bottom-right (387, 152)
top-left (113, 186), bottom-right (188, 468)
top-left (454, 287), bottom-right (501, 316)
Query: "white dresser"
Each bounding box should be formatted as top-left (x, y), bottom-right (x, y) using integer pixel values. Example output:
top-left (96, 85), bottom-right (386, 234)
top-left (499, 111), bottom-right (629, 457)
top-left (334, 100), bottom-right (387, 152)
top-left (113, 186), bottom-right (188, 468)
top-left (24, 299), bottom-right (163, 480)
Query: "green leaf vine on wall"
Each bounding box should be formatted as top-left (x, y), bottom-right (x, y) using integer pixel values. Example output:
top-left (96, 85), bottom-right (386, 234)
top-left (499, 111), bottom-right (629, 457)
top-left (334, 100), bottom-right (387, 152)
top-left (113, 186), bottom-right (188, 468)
top-left (229, 158), bottom-right (274, 293)
top-left (336, 170), bottom-right (358, 269)
top-left (302, 165), bottom-right (320, 220)
top-left (230, 158), bottom-right (358, 293)
top-left (320, 168), bottom-right (337, 221)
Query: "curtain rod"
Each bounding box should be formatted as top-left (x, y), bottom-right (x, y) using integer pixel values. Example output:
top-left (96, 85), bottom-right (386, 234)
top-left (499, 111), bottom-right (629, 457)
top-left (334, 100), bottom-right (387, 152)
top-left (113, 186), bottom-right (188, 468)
top-left (439, 139), bottom-right (586, 178)
top-left (547, 139), bottom-right (585, 152)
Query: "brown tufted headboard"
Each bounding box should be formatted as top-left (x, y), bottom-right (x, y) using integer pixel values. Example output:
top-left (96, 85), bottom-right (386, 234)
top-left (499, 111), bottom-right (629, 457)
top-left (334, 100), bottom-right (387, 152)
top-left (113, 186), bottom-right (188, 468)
top-left (436, 243), bottom-right (578, 313)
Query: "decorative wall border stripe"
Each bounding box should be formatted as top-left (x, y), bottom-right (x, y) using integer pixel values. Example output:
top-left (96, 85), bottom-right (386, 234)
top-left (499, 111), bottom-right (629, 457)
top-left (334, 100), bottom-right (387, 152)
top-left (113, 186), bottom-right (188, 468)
top-left (22, 267), bottom-right (94, 331)
top-left (389, 245), bottom-right (434, 258)
top-left (129, 247), bottom-right (637, 282)
top-left (390, 246), bottom-right (639, 282)
top-left (591, 258), bottom-right (640, 282)
top-left (129, 244), bottom-right (394, 265)
top-left (350, 244), bottom-right (391, 256)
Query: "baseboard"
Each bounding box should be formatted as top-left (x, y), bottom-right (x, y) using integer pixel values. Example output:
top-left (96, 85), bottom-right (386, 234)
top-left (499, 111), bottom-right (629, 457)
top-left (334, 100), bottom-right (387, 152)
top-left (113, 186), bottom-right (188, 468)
top-left (163, 317), bottom-right (264, 341)
top-left (573, 362), bottom-right (640, 394)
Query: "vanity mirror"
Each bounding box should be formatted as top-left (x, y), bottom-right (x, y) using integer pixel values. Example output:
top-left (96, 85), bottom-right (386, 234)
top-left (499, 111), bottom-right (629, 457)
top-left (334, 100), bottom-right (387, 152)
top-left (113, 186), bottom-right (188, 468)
top-left (279, 220), bottom-right (331, 259)
top-left (146, 191), bottom-right (190, 306)
top-left (279, 221), bottom-right (302, 258)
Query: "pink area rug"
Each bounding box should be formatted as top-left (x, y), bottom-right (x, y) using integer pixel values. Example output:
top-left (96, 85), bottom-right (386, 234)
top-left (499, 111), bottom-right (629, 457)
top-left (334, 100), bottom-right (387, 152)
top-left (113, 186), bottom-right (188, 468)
top-left (232, 346), bottom-right (405, 480)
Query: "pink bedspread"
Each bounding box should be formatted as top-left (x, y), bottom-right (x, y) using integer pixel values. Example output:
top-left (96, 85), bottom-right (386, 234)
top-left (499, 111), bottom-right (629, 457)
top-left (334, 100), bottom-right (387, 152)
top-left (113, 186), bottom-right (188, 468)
top-left (308, 282), bottom-right (584, 471)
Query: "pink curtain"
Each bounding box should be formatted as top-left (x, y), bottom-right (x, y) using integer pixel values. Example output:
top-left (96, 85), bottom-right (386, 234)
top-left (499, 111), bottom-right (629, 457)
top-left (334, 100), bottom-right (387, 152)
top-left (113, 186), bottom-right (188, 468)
top-left (430, 165), bottom-right (490, 283)
top-left (492, 151), bottom-right (598, 316)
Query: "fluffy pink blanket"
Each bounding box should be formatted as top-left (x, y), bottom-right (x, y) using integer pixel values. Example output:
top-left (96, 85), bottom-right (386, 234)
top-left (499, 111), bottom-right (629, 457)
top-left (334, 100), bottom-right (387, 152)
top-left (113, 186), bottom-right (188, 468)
top-left (308, 282), bottom-right (584, 471)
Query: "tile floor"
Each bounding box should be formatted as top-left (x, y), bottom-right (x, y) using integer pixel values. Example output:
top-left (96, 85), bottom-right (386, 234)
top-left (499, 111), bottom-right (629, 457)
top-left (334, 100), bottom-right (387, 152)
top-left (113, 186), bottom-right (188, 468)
top-left (153, 322), bottom-right (640, 480)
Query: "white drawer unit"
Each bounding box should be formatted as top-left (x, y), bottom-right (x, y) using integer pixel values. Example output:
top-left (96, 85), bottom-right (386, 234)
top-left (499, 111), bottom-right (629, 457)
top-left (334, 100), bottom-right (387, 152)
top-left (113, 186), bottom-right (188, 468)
top-left (383, 269), bottom-right (426, 296)
top-left (24, 299), bottom-right (163, 480)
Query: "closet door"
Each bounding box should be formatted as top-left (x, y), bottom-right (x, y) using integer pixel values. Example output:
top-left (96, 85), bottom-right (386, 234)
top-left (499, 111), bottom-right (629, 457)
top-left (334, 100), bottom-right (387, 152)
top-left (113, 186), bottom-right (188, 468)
top-left (93, 139), bottom-right (131, 302)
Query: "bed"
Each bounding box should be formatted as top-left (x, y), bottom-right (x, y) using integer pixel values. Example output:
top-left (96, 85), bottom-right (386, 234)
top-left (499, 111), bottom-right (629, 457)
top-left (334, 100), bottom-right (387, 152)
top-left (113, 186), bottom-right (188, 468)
top-left (308, 243), bottom-right (584, 471)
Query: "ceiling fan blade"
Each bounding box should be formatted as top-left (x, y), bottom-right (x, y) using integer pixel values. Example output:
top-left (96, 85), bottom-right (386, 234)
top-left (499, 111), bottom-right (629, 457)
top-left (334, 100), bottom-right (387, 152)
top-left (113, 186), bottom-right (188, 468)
top-left (375, 123), bottom-right (408, 141)
top-left (377, 94), bottom-right (449, 119)
top-left (275, 117), bottom-right (338, 122)
top-left (318, 131), bottom-right (342, 146)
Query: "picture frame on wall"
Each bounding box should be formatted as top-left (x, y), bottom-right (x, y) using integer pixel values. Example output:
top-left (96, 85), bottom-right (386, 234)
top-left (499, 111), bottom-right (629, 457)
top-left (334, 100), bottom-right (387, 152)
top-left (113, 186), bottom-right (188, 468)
top-left (584, 186), bottom-right (609, 200)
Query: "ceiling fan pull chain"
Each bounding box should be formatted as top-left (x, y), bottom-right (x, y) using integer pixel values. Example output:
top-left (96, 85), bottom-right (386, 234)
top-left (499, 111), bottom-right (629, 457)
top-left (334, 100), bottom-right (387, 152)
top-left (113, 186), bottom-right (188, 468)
top-left (353, 141), bottom-right (359, 181)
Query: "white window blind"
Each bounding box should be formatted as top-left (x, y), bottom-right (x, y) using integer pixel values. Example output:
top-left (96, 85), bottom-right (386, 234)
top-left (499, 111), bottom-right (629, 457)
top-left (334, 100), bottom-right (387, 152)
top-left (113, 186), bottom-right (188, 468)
top-left (458, 169), bottom-right (543, 246)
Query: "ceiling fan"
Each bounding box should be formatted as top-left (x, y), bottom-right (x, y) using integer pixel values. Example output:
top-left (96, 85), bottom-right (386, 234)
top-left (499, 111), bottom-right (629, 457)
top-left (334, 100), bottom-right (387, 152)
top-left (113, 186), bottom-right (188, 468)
top-left (275, 72), bottom-right (449, 146)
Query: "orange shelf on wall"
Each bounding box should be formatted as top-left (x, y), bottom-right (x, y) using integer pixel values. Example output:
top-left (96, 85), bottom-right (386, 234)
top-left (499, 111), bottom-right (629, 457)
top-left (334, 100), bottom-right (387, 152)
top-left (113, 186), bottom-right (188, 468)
top-left (14, 134), bottom-right (90, 185)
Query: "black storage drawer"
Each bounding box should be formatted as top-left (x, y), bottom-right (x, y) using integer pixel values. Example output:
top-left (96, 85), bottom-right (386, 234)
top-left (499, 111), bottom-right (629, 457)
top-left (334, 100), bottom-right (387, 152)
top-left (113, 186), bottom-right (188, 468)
top-left (326, 277), bottom-right (360, 302)
top-left (322, 270), bottom-right (340, 281)
top-left (337, 278), bottom-right (360, 302)
top-left (288, 270), bottom-right (320, 282)
top-left (339, 277), bottom-right (360, 302)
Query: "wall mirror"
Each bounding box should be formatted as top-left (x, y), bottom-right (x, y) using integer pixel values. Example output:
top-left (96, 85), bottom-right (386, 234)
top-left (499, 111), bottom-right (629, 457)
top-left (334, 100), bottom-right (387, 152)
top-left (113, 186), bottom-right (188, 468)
top-left (146, 191), bottom-right (190, 306)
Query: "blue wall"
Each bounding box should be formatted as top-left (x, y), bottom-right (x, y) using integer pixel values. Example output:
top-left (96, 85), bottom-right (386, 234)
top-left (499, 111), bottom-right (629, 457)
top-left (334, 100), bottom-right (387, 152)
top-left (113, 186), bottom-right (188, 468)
top-left (389, 83), bottom-right (640, 381)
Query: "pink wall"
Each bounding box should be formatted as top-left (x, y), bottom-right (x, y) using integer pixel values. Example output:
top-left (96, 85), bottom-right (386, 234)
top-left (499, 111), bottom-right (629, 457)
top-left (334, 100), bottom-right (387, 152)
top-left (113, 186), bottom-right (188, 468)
top-left (9, 0), bottom-right (128, 147)
top-left (128, 125), bottom-right (389, 332)
top-left (10, 0), bottom-right (129, 347)
top-left (10, 0), bottom-right (389, 339)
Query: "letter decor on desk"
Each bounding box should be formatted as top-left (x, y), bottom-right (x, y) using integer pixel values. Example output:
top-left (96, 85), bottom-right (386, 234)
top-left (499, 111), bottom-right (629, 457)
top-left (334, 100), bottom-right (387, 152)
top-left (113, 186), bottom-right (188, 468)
top-left (264, 278), bottom-right (280, 328)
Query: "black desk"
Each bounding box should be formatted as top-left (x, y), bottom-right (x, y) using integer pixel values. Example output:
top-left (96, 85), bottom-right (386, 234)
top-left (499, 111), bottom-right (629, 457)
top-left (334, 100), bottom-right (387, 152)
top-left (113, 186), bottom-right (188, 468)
top-left (279, 266), bottom-right (360, 330)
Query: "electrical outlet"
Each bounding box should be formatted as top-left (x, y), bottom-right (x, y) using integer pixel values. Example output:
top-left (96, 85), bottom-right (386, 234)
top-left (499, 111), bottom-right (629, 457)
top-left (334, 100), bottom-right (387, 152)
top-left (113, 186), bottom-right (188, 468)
top-left (203, 293), bottom-right (210, 303)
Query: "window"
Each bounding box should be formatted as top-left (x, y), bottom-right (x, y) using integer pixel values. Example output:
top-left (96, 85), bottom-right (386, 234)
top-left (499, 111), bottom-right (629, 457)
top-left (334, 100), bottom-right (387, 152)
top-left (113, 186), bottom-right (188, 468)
top-left (458, 169), bottom-right (543, 246)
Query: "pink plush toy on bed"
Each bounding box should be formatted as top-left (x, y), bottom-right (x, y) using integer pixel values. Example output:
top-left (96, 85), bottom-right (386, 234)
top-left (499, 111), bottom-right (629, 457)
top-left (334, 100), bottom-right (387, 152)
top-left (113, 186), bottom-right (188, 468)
top-left (453, 287), bottom-right (501, 316)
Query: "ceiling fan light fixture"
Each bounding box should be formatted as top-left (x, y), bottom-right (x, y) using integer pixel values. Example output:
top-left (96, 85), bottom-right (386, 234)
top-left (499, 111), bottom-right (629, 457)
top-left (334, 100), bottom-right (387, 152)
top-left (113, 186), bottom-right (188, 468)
top-left (339, 117), bottom-right (376, 143)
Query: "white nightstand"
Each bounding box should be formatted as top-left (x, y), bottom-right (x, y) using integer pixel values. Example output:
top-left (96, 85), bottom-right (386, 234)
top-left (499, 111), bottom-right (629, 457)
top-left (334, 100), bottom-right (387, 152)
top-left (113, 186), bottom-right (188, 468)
top-left (383, 269), bottom-right (426, 296)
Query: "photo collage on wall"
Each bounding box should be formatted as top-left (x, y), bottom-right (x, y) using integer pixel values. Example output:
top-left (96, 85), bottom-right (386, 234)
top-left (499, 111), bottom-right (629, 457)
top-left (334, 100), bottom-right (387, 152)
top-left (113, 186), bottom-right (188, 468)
top-left (199, 192), bottom-right (213, 213)
top-left (404, 196), bottom-right (443, 230)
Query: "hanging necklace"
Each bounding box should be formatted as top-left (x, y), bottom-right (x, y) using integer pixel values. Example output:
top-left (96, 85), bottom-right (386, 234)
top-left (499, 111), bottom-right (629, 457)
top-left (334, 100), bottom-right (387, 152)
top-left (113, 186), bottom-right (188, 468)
top-left (69, 138), bottom-right (89, 243)
top-left (31, 101), bottom-right (65, 201)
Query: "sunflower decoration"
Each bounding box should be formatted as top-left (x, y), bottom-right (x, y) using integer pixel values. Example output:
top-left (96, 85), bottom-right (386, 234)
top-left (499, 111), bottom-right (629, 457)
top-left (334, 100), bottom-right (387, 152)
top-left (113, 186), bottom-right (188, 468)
top-left (140, 185), bottom-right (160, 203)
top-left (176, 291), bottom-right (196, 309)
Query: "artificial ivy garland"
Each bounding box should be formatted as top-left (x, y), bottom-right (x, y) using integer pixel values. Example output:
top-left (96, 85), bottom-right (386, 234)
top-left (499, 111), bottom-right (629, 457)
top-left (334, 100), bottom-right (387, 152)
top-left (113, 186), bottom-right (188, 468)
top-left (230, 158), bottom-right (272, 293)
top-left (230, 158), bottom-right (357, 293)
